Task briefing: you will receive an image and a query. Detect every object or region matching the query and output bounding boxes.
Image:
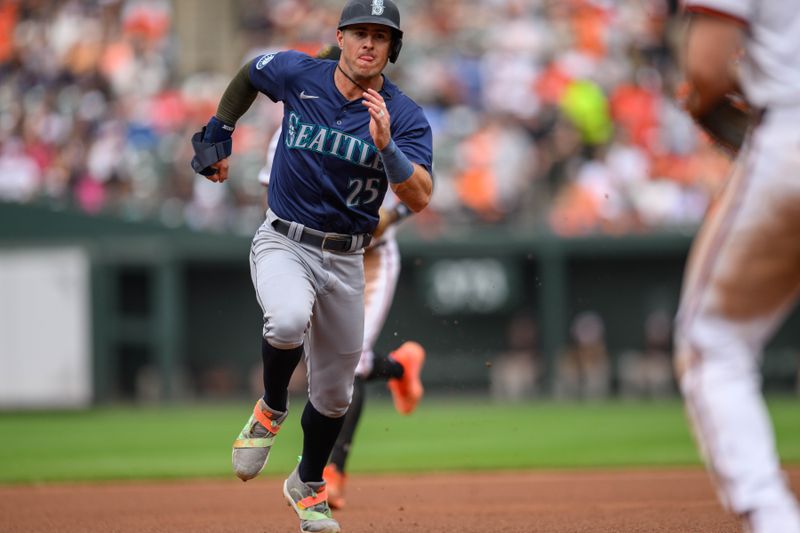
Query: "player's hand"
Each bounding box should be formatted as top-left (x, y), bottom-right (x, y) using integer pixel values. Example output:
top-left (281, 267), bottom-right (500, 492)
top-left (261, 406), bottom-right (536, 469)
top-left (190, 119), bottom-right (233, 179)
top-left (362, 88), bottom-right (390, 150)
top-left (207, 158), bottom-right (230, 183)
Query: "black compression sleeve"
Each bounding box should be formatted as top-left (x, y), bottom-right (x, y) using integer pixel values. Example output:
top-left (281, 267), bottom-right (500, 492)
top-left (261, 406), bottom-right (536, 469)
top-left (215, 60), bottom-right (258, 126)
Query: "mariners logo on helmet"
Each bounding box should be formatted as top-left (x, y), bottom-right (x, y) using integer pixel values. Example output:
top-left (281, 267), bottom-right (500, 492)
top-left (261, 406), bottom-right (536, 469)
top-left (371, 0), bottom-right (384, 16)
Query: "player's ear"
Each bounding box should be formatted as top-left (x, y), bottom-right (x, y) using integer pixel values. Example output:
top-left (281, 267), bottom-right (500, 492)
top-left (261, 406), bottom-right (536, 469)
top-left (336, 29), bottom-right (344, 49)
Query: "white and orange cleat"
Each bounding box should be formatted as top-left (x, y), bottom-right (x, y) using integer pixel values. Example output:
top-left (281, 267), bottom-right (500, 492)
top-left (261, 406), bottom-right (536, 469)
top-left (232, 399), bottom-right (286, 481)
top-left (283, 466), bottom-right (340, 533)
top-left (387, 341), bottom-right (425, 415)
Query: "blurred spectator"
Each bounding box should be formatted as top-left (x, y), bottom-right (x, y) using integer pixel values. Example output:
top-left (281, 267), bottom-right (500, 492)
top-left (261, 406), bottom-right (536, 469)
top-left (0, 138), bottom-right (40, 201)
top-left (560, 79), bottom-right (613, 148)
top-left (490, 311), bottom-right (539, 401)
top-left (0, 0), bottom-right (733, 237)
top-left (618, 309), bottom-right (675, 398)
top-left (452, 115), bottom-right (534, 223)
top-left (555, 311), bottom-right (610, 400)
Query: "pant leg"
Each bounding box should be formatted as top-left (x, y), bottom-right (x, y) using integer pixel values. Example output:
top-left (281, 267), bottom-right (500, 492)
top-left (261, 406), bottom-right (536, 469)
top-left (306, 249), bottom-right (366, 417)
top-left (675, 115), bottom-right (800, 517)
top-left (355, 238), bottom-right (401, 377)
top-left (250, 221), bottom-right (317, 349)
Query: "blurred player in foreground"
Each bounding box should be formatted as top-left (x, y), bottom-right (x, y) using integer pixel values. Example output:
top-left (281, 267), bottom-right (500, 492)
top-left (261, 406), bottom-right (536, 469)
top-left (259, 44), bottom-right (427, 510)
top-left (676, 2), bottom-right (800, 532)
top-left (190, 0), bottom-right (433, 530)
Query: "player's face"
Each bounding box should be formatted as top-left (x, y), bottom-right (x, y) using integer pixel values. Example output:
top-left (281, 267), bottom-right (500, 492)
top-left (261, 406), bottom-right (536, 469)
top-left (337, 24), bottom-right (392, 79)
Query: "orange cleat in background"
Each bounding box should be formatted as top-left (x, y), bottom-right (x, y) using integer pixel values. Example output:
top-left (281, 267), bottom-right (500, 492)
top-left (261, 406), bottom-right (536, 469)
top-left (387, 341), bottom-right (426, 415)
top-left (323, 464), bottom-right (347, 510)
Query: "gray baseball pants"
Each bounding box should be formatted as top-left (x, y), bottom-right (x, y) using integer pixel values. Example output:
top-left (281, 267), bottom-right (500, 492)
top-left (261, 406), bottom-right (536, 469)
top-left (249, 210), bottom-right (365, 417)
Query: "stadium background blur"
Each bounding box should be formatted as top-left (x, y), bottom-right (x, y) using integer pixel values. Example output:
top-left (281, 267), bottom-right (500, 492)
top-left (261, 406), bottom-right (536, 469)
top-left (1, 0), bottom-right (799, 408)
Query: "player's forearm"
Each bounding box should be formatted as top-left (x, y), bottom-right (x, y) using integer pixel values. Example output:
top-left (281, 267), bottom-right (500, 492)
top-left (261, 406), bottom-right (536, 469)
top-left (390, 164), bottom-right (432, 213)
top-left (683, 14), bottom-right (743, 119)
top-left (378, 137), bottom-right (432, 212)
top-left (215, 60), bottom-right (259, 126)
top-left (192, 61), bottom-right (258, 181)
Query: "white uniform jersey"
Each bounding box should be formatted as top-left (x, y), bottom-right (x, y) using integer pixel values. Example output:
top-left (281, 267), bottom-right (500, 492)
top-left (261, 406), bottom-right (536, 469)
top-left (684, 0), bottom-right (800, 108)
top-left (257, 128), bottom-right (282, 187)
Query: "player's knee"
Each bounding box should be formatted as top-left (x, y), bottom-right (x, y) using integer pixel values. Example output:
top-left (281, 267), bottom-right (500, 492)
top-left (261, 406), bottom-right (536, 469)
top-left (675, 317), bottom-right (759, 392)
top-left (263, 308), bottom-right (310, 349)
top-left (310, 389), bottom-right (351, 418)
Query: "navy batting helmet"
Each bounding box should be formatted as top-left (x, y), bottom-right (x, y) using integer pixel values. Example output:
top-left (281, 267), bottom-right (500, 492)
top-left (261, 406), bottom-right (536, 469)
top-left (338, 0), bottom-right (403, 63)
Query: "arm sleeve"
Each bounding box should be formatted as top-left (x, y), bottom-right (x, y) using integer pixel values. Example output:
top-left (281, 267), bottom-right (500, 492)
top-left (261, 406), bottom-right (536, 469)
top-left (215, 60), bottom-right (259, 126)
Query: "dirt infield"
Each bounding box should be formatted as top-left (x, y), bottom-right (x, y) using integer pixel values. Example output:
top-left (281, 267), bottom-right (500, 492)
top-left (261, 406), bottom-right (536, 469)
top-left (2, 467), bottom-right (799, 532)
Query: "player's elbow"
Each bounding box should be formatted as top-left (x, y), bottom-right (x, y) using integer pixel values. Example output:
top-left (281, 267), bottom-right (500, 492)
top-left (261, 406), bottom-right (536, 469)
top-left (685, 65), bottom-right (728, 101)
top-left (684, 76), bottom-right (728, 121)
top-left (392, 167), bottom-right (432, 212)
top-left (405, 191), bottom-right (431, 213)
top-left (683, 14), bottom-right (742, 114)
top-left (684, 46), bottom-right (735, 100)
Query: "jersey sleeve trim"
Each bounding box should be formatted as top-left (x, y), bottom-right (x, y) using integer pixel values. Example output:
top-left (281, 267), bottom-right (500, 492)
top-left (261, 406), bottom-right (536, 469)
top-left (684, 5), bottom-right (749, 28)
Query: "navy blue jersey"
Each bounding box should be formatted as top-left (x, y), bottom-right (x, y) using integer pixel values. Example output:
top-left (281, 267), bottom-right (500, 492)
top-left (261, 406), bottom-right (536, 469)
top-left (249, 50), bottom-right (433, 234)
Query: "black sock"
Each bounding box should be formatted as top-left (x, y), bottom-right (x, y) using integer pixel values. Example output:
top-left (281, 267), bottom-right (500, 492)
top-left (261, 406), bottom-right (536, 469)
top-left (261, 338), bottom-right (303, 412)
top-left (299, 402), bottom-right (346, 482)
top-left (366, 351), bottom-right (404, 381)
top-left (329, 377), bottom-right (365, 472)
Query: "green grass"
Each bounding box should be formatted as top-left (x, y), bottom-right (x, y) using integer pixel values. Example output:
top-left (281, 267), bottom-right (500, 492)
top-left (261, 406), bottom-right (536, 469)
top-left (1, 397), bottom-right (798, 483)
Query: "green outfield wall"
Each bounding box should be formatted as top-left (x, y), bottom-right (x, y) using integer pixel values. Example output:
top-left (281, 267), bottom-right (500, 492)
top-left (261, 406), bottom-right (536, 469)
top-left (2, 202), bottom-right (798, 404)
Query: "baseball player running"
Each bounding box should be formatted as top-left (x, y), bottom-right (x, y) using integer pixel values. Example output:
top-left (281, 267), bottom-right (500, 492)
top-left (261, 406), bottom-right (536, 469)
top-left (258, 44), bottom-right (427, 510)
top-left (190, 0), bottom-right (433, 531)
top-left (677, 2), bottom-right (800, 532)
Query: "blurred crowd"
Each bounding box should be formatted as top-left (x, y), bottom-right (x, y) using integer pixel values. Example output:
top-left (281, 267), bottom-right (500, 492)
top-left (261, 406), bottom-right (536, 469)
top-left (490, 308), bottom-right (676, 402)
top-left (0, 0), bottom-right (733, 237)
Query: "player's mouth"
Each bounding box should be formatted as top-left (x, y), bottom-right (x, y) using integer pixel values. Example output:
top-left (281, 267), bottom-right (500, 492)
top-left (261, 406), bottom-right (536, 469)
top-left (357, 54), bottom-right (376, 66)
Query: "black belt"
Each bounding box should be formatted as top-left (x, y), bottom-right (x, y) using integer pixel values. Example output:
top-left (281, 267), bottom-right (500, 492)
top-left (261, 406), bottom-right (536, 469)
top-left (271, 219), bottom-right (371, 252)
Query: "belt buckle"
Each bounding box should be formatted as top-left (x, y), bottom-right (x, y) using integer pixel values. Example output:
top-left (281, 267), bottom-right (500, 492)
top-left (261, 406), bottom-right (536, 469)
top-left (321, 233), bottom-right (352, 251)
top-left (321, 233), bottom-right (345, 251)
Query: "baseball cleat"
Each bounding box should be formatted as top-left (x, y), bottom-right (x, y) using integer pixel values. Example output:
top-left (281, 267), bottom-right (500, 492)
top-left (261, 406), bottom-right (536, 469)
top-left (231, 399), bottom-right (287, 481)
top-left (283, 466), bottom-right (341, 533)
top-left (387, 341), bottom-right (425, 415)
top-left (322, 464), bottom-right (347, 510)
